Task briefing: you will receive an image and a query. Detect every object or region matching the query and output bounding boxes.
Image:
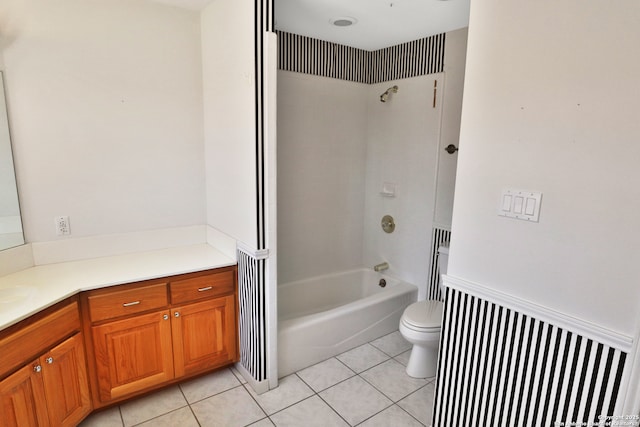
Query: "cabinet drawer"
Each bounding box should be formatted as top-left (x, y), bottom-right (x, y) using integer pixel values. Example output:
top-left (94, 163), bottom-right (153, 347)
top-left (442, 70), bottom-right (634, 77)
top-left (0, 301), bottom-right (79, 379)
top-left (170, 270), bottom-right (235, 305)
top-left (88, 283), bottom-right (168, 322)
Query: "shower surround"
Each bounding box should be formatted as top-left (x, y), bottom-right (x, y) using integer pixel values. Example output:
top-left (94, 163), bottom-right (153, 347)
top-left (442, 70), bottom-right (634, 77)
top-left (278, 70), bottom-right (443, 298)
top-left (276, 29), bottom-right (467, 375)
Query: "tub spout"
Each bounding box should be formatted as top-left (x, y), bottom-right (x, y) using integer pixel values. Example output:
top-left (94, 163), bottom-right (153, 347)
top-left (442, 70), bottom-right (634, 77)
top-left (374, 262), bottom-right (389, 272)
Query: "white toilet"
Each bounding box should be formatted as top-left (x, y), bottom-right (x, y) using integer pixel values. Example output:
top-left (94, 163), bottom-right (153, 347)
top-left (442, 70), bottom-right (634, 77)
top-left (399, 244), bottom-right (448, 378)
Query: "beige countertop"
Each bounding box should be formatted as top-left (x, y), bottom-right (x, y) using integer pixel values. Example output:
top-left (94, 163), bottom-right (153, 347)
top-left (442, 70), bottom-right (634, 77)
top-left (0, 244), bottom-right (235, 331)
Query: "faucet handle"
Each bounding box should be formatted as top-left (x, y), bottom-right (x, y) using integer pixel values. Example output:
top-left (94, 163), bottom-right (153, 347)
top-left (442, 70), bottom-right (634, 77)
top-left (374, 262), bottom-right (389, 272)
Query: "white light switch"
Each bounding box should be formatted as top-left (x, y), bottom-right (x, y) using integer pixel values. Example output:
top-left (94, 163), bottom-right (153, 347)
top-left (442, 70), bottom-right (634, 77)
top-left (502, 195), bottom-right (512, 211)
top-left (498, 189), bottom-right (542, 222)
top-left (525, 198), bottom-right (536, 215)
top-left (513, 196), bottom-right (524, 214)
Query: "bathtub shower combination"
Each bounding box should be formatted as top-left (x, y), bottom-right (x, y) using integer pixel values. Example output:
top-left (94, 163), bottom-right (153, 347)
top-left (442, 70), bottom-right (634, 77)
top-left (278, 269), bottom-right (418, 377)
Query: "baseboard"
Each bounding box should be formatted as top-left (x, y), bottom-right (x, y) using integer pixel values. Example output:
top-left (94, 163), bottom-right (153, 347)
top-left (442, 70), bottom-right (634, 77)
top-left (234, 362), bottom-right (271, 395)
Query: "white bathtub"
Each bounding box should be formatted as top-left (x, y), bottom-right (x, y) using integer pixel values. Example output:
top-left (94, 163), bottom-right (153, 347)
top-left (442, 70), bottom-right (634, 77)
top-left (278, 269), bottom-right (418, 377)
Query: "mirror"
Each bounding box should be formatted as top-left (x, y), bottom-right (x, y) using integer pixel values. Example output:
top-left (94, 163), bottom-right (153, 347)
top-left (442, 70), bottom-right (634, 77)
top-left (0, 71), bottom-right (25, 250)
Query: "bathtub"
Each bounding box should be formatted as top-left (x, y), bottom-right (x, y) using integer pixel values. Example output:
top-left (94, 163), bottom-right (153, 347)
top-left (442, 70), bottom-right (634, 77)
top-left (278, 268), bottom-right (418, 377)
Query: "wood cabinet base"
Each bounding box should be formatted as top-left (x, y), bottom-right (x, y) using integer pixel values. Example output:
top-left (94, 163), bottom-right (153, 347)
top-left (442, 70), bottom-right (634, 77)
top-left (82, 266), bottom-right (239, 409)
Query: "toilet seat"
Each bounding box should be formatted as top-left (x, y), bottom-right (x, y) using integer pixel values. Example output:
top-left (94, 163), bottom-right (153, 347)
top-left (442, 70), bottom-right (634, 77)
top-left (401, 300), bottom-right (443, 332)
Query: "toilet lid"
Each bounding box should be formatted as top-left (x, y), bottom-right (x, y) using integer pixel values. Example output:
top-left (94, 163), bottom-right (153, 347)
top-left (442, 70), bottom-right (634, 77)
top-left (403, 300), bottom-right (443, 329)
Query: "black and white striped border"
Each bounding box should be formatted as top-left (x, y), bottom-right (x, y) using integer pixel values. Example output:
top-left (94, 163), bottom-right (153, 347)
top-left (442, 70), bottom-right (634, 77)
top-left (428, 226), bottom-right (451, 301)
top-left (277, 31), bottom-right (369, 83)
top-left (433, 285), bottom-right (628, 426)
top-left (277, 31), bottom-right (446, 84)
top-left (255, 0), bottom-right (273, 250)
top-left (237, 0), bottom-right (273, 385)
top-left (369, 34), bottom-right (446, 84)
top-left (237, 246), bottom-right (269, 382)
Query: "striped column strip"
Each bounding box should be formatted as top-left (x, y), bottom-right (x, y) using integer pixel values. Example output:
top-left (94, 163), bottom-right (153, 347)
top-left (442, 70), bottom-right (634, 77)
top-left (237, 247), bottom-right (268, 381)
top-left (255, 0), bottom-right (273, 251)
top-left (254, 0), bottom-right (271, 250)
top-left (427, 226), bottom-right (451, 301)
top-left (238, 0), bottom-right (272, 384)
top-left (432, 288), bottom-right (628, 426)
top-left (277, 31), bottom-right (445, 84)
top-left (264, 0), bottom-right (273, 32)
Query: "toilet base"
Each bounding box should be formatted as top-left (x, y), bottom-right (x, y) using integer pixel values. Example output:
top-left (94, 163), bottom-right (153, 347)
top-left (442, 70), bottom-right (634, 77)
top-left (405, 344), bottom-right (438, 378)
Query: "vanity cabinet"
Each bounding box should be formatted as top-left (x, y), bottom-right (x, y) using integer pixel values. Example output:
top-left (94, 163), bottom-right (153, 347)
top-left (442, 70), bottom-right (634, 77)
top-left (91, 309), bottom-right (174, 402)
top-left (83, 266), bottom-right (238, 407)
top-left (0, 300), bottom-right (91, 427)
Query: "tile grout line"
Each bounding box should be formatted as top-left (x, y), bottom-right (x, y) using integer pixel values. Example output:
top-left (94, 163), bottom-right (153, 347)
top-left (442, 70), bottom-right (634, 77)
top-left (118, 405), bottom-right (125, 427)
top-left (177, 384), bottom-right (203, 427)
top-left (293, 371), bottom-right (354, 426)
top-left (97, 332), bottom-right (427, 427)
top-left (298, 353), bottom-right (430, 426)
top-left (239, 381), bottom-right (270, 424)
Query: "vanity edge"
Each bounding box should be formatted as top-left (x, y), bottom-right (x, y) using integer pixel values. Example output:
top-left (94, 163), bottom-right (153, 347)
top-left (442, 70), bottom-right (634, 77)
top-left (0, 243), bottom-right (236, 331)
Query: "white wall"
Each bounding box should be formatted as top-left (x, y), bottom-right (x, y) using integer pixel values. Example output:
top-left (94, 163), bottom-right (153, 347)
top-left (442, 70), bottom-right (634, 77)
top-left (1, 0), bottom-right (205, 243)
top-left (450, 2), bottom-right (640, 337)
top-left (201, 0), bottom-right (258, 249)
top-left (277, 71), bottom-right (368, 283)
top-left (362, 75), bottom-right (443, 298)
top-left (434, 27), bottom-right (467, 229)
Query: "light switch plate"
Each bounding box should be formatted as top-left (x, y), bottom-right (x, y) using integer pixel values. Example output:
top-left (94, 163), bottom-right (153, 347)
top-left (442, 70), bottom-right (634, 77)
top-left (498, 189), bottom-right (542, 222)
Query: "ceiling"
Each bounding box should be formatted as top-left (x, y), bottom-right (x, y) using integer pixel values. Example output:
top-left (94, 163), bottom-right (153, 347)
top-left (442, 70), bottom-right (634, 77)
top-left (275, 0), bottom-right (469, 51)
top-left (150, 0), bottom-right (470, 51)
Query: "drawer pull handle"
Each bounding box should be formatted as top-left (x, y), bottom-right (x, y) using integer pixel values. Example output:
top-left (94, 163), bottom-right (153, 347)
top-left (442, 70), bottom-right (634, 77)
top-left (123, 301), bottom-right (141, 307)
top-left (198, 286), bottom-right (213, 292)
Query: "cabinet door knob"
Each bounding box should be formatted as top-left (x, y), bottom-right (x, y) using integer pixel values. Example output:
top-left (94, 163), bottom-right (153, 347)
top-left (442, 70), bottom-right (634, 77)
top-left (33, 365), bottom-right (42, 373)
top-left (45, 357), bottom-right (54, 364)
top-left (163, 314), bottom-right (169, 320)
top-left (174, 312), bottom-right (180, 318)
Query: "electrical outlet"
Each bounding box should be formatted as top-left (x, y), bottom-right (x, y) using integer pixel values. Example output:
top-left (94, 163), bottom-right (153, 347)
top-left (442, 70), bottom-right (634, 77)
top-left (55, 216), bottom-right (70, 236)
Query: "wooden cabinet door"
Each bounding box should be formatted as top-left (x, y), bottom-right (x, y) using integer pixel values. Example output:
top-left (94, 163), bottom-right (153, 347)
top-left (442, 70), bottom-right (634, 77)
top-left (0, 362), bottom-right (49, 427)
top-left (41, 334), bottom-right (91, 427)
top-left (172, 295), bottom-right (237, 377)
top-left (92, 310), bottom-right (174, 402)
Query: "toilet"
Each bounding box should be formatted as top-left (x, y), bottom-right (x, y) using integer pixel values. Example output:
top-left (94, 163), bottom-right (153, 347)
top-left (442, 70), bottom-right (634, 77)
top-left (399, 244), bottom-right (448, 378)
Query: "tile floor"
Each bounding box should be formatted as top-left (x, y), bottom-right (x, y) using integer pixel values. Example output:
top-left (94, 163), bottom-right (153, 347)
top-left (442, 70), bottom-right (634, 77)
top-left (80, 331), bottom-right (435, 427)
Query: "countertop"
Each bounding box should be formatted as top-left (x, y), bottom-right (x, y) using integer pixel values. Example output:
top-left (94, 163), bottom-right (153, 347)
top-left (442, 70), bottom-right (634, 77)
top-left (0, 244), bottom-right (236, 331)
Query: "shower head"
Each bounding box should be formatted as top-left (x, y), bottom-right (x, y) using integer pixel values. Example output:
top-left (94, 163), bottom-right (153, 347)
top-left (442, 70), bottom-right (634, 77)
top-left (379, 85), bottom-right (398, 103)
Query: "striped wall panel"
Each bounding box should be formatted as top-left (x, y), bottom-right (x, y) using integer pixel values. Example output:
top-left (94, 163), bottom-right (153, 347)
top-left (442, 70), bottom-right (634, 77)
top-left (238, 0), bottom-right (272, 385)
top-left (427, 227), bottom-right (451, 301)
top-left (278, 31), bottom-right (369, 83)
top-left (277, 31), bottom-right (446, 84)
top-left (369, 34), bottom-right (446, 84)
top-left (237, 247), bottom-right (268, 382)
top-left (433, 286), bottom-right (627, 427)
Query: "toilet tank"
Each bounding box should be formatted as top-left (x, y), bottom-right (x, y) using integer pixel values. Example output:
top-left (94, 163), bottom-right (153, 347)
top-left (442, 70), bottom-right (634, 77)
top-left (438, 243), bottom-right (450, 276)
top-left (437, 244), bottom-right (450, 297)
